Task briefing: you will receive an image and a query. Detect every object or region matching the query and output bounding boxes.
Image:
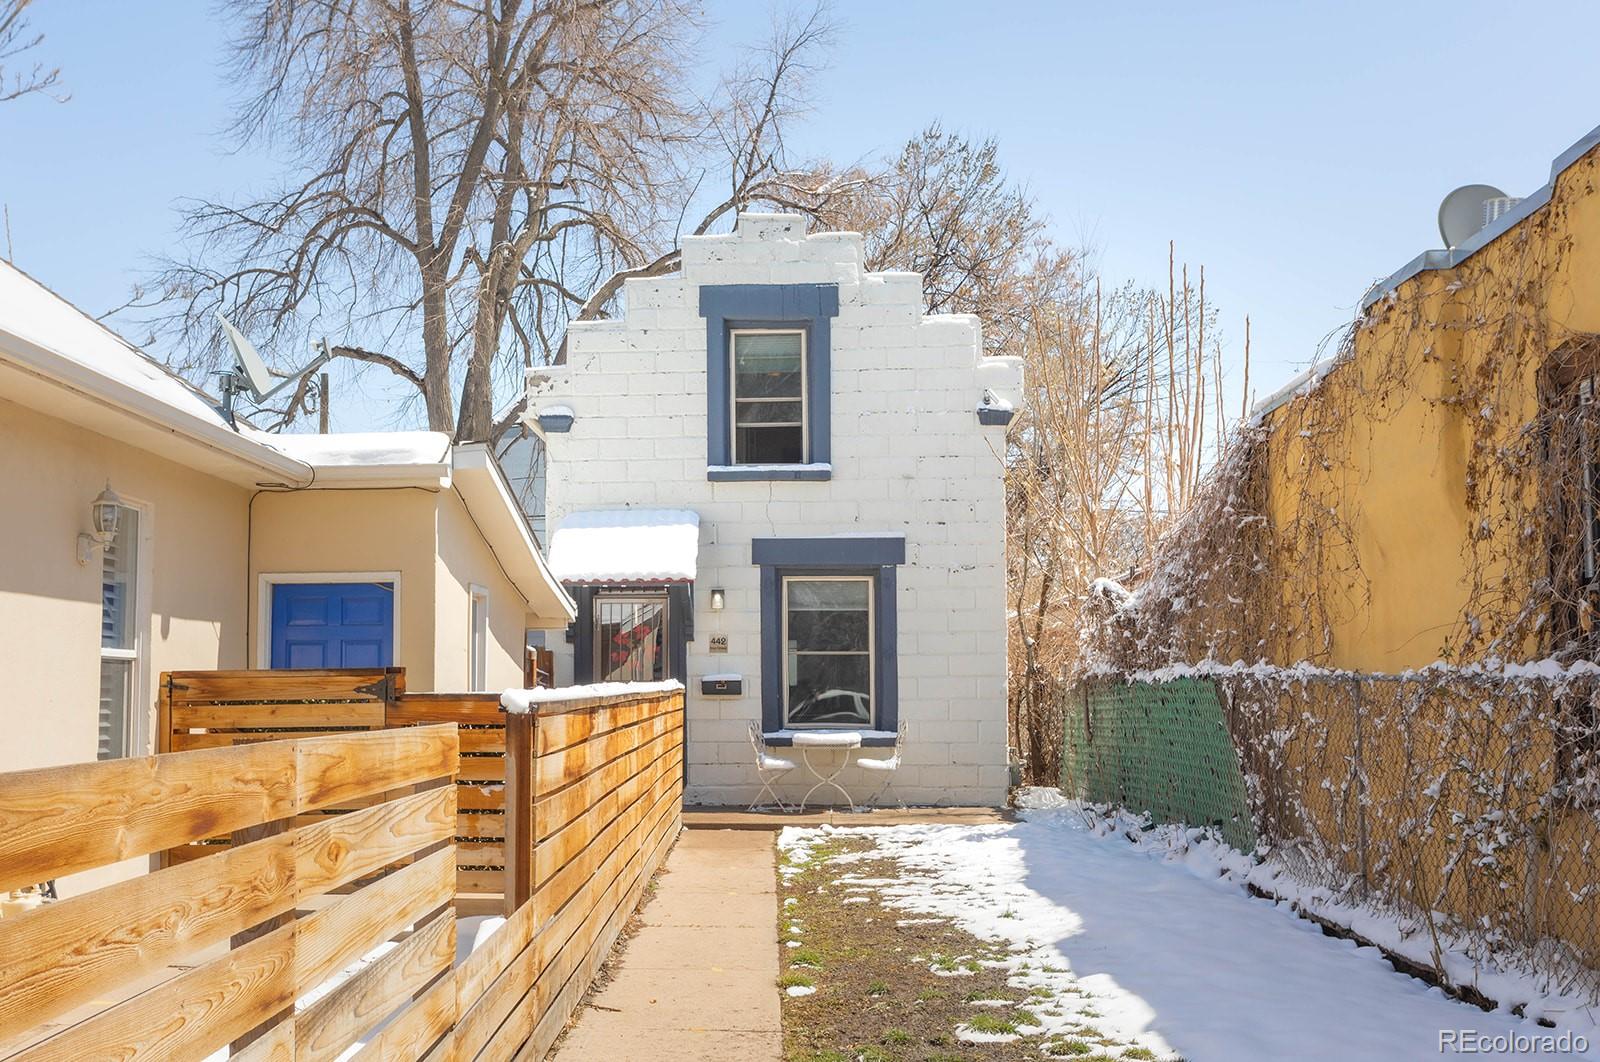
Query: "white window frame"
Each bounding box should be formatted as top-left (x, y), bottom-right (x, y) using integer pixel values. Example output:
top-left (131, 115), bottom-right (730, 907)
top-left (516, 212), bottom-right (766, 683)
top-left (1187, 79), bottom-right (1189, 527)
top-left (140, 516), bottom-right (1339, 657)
top-left (469, 584), bottom-right (490, 691)
top-left (99, 496), bottom-right (153, 759)
top-left (255, 571), bottom-right (403, 668)
top-left (730, 327), bottom-right (808, 466)
top-left (780, 574), bottom-right (874, 729)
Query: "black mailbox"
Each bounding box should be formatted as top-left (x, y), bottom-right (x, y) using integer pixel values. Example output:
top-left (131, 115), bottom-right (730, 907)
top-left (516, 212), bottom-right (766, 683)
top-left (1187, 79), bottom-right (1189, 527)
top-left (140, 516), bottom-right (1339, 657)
top-left (700, 676), bottom-right (743, 696)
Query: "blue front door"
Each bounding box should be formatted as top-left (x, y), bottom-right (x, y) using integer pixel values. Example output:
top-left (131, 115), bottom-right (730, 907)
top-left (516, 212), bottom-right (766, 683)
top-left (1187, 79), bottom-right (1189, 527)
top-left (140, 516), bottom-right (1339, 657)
top-left (270, 582), bottom-right (395, 668)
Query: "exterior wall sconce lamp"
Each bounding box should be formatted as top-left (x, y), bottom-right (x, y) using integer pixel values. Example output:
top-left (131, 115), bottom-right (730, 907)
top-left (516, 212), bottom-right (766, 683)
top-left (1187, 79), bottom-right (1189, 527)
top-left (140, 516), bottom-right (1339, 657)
top-left (708, 588), bottom-right (726, 612)
top-left (77, 483), bottom-right (122, 565)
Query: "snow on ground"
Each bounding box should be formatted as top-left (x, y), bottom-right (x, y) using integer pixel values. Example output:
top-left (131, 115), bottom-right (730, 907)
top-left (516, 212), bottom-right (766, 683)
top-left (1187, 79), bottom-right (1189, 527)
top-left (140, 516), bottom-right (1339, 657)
top-left (781, 793), bottom-right (1600, 1061)
top-left (202, 912), bottom-right (509, 1062)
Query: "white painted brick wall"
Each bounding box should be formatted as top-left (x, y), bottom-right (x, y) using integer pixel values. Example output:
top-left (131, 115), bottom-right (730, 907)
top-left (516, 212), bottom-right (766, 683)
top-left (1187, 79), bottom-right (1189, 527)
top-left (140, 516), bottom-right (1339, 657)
top-left (529, 214), bottom-right (1022, 807)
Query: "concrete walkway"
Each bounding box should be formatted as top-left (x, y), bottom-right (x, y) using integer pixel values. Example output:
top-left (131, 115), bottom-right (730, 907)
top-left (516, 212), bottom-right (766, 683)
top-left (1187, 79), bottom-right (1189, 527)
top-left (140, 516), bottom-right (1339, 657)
top-left (551, 829), bottom-right (781, 1061)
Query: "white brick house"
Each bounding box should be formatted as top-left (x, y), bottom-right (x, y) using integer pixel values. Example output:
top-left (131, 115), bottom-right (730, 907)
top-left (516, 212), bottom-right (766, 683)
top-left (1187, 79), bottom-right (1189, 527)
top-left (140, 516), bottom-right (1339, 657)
top-left (525, 213), bottom-right (1021, 806)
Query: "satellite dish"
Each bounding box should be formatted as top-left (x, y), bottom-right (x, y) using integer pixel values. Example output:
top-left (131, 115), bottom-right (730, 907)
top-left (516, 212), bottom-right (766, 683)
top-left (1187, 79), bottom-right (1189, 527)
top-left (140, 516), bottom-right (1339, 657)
top-left (1438, 184), bottom-right (1508, 249)
top-left (218, 315), bottom-right (277, 398)
top-left (214, 314), bottom-right (333, 426)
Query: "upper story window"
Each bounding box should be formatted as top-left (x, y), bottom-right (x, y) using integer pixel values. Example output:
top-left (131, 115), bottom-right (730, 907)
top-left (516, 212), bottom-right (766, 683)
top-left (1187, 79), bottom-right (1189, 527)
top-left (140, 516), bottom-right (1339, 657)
top-left (1580, 377), bottom-right (1600, 586)
top-left (699, 283), bottom-right (839, 481)
top-left (1540, 337), bottom-right (1600, 654)
top-left (732, 329), bottom-right (807, 465)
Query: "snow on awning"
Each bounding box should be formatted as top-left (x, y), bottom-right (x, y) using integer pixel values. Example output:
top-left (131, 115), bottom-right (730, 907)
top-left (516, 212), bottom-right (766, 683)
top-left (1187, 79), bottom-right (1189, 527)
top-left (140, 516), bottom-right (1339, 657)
top-left (547, 509), bottom-right (700, 584)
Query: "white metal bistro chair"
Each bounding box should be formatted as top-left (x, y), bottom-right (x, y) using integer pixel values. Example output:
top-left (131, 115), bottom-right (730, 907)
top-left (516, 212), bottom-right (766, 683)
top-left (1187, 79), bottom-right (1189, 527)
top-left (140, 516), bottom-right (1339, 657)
top-left (856, 721), bottom-right (908, 809)
top-left (749, 722), bottom-right (798, 812)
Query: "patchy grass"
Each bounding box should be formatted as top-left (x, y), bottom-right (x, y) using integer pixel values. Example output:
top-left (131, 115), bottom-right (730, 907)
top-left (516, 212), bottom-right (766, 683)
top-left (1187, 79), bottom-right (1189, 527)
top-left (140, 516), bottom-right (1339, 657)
top-left (965, 1014), bottom-right (1019, 1035)
top-left (778, 834), bottom-right (1171, 1062)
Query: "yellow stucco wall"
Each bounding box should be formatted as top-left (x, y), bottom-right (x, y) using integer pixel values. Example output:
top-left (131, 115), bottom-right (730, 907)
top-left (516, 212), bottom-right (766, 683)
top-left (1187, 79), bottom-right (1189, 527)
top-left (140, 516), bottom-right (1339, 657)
top-left (0, 396), bottom-right (249, 775)
top-left (434, 487), bottom-right (533, 691)
top-left (1257, 146), bottom-right (1600, 670)
top-left (248, 487), bottom-right (440, 687)
top-left (249, 485), bottom-right (532, 690)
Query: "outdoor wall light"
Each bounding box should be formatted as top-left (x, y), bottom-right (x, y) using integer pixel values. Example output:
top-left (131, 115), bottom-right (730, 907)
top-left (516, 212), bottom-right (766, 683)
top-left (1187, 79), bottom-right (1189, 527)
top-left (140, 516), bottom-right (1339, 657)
top-left (709, 587), bottom-right (726, 611)
top-left (77, 483), bottom-right (122, 565)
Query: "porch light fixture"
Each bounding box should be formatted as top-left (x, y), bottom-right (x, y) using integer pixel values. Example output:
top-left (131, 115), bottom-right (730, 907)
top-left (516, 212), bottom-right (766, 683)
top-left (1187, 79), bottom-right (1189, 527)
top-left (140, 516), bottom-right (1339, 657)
top-left (77, 483), bottom-right (122, 565)
top-left (709, 588), bottom-right (726, 612)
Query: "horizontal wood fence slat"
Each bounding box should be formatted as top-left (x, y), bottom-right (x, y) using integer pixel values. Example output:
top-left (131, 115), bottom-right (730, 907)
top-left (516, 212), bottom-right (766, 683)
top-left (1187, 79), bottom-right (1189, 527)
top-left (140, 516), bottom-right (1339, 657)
top-left (0, 724), bottom-right (460, 1061)
top-left (5, 668), bottom-right (685, 1060)
top-left (159, 671), bottom-right (508, 896)
top-left (499, 688), bottom-right (685, 1059)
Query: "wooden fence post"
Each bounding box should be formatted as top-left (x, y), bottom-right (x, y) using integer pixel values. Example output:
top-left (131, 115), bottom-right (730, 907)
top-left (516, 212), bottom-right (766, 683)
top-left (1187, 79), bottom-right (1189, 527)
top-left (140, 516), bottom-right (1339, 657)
top-left (504, 708), bottom-right (537, 915)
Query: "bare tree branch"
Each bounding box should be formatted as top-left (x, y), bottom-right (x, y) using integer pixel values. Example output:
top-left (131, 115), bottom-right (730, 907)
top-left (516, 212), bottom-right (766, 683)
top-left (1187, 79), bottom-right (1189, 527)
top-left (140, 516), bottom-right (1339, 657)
top-left (0, 0), bottom-right (64, 104)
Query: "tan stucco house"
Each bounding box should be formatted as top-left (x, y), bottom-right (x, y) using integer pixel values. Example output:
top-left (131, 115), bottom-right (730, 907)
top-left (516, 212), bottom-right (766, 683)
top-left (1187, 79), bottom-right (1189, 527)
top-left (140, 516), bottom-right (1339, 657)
top-left (0, 259), bottom-right (574, 779)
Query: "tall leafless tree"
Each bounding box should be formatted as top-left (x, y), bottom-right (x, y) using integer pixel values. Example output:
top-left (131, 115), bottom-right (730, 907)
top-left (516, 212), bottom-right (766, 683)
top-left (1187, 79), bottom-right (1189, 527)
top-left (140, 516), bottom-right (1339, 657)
top-left (814, 126), bottom-right (1046, 355)
top-left (147, 0), bottom-right (852, 441)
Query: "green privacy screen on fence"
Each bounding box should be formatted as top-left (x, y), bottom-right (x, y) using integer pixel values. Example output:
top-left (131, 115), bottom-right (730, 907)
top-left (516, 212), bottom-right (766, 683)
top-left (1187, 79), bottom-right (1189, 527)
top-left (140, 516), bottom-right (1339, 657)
top-left (1062, 678), bottom-right (1258, 851)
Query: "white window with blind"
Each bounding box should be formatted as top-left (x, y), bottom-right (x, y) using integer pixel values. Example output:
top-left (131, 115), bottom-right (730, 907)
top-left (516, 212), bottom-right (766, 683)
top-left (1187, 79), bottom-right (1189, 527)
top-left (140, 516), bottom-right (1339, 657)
top-left (731, 329), bottom-right (806, 465)
top-left (99, 504), bottom-right (143, 760)
top-left (469, 585), bottom-right (490, 691)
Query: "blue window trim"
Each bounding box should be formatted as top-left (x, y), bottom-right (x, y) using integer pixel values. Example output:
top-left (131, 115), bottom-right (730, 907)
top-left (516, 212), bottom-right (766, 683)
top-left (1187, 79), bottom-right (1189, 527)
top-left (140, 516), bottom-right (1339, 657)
top-left (698, 284), bottom-right (840, 476)
top-left (753, 535), bottom-right (901, 739)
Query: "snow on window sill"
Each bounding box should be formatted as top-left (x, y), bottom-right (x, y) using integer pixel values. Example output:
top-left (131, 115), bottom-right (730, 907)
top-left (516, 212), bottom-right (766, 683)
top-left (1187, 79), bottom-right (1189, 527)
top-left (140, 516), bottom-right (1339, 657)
top-left (706, 463), bottom-right (832, 482)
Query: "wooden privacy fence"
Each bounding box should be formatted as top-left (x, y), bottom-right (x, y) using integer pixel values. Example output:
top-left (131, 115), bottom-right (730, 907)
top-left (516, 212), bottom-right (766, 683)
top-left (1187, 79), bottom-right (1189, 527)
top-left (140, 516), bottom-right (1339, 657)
top-left (467, 684), bottom-right (685, 1056)
top-left (159, 669), bottom-right (511, 901)
top-left (0, 725), bottom-right (462, 1060)
top-left (2, 678), bottom-right (687, 1061)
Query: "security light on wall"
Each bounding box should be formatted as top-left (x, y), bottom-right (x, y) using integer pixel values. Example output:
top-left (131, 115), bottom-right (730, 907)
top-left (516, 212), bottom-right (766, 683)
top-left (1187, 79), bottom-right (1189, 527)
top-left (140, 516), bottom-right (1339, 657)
top-left (709, 588), bottom-right (726, 611)
top-left (77, 483), bottom-right (122, 565)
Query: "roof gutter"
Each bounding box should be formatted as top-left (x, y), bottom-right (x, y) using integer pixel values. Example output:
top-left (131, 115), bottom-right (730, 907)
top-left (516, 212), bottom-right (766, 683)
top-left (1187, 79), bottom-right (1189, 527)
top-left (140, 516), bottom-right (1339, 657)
top-left (0, 325), bottom-right (314, 486)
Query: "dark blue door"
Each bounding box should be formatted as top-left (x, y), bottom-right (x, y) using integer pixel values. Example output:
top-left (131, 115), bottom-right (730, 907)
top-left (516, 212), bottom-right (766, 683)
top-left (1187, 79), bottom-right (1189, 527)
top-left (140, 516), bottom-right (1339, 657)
top-left (270, 582), bottom-right (395, 668)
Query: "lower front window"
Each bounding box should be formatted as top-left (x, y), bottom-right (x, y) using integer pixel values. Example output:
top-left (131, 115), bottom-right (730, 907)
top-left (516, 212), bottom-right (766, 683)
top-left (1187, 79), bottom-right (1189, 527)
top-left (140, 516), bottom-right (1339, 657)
top-left (783, 575), bottom-right (872, 726)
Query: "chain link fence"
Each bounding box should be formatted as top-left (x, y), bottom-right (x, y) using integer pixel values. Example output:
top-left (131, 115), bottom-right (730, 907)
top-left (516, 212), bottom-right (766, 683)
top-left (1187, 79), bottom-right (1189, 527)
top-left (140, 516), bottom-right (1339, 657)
top-left (1065, 669), bottom-right (1600, 1002)
top-left (1063, 678), bottom-right (1256, 851)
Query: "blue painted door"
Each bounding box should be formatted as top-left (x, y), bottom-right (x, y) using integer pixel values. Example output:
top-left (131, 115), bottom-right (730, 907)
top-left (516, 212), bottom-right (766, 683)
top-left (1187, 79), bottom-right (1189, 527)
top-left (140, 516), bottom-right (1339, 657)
top-left (270, 582), bottom-right (395, 668)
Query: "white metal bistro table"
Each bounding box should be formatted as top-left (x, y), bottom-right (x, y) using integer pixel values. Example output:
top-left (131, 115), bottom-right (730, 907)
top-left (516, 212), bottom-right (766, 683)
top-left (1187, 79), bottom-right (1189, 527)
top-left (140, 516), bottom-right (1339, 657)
top-left (789, 729), bottom-right (863, 811)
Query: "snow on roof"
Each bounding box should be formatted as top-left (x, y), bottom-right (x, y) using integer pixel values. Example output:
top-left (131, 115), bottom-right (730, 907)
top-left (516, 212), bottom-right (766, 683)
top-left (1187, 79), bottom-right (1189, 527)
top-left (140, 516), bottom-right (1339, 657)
top-left (251, 430), bottom-right (452, 468)
top-left (547, 509), bottom-right (700, 584)
top-left (0, 258), bottom-right (232, 430)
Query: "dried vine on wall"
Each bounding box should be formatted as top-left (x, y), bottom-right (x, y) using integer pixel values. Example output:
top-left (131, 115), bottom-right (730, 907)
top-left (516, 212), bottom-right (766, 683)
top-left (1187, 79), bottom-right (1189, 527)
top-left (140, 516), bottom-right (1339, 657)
top-left (1075, 155), bottom-right (1600, 1002)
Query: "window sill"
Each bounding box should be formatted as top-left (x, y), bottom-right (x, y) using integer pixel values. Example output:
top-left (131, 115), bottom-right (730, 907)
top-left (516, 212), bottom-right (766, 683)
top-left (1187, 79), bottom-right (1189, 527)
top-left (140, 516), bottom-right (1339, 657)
top-left (762, 728), bottom-right (897, 747)
top-left (707, 463), bottom-right (832, 482)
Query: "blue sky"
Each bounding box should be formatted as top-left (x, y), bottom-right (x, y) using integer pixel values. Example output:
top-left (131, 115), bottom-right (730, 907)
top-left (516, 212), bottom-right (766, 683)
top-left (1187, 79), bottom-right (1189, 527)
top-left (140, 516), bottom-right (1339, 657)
top-left (2, 1), bottom-right (1598, 430)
